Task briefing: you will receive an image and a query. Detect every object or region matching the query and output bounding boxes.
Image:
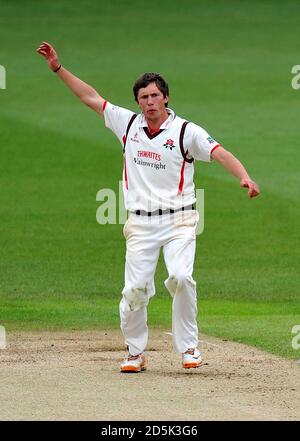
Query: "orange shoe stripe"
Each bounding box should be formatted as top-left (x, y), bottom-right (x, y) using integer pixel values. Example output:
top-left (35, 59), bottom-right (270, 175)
top-left (121, 365), bottom-right (141, 372)
top-left (183, 361), bottom-right (203, 369)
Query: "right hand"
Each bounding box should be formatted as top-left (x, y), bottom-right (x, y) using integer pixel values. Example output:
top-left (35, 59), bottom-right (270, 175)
top-left (240, 177), bottom-right (260, 198)
top-left (36, 42), bottom-right (61, 72)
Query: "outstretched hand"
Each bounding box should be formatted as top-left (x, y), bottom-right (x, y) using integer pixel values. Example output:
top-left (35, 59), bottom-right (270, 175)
top-left (36, 42), bottom-right (61, 72)
top-left (240, 178), bottom-right (260, 198)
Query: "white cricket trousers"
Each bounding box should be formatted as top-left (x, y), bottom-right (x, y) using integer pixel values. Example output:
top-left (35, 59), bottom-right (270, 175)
top-left (119, 209), bottom-right (199, 355)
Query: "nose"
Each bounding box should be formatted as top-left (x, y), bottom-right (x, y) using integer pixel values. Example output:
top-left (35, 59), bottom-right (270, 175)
top-left (147, 96), bottom-right (154, 105)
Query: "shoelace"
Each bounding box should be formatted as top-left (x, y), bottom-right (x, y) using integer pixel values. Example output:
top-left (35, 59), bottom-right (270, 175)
top-left (185, 348), bottom-right (196, 355)
top-left (127, 354), bottom-right (141, 361)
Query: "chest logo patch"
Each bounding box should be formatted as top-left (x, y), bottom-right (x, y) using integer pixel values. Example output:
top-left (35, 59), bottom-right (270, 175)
top-left (163, 139), bottom-right (176, 150)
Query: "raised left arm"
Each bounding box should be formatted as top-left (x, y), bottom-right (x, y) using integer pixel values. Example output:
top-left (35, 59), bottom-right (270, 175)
top-left (211, 146), bottom-right (260, 198)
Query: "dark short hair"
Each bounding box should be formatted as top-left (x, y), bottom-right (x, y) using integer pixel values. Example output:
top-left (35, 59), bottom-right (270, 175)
top-left (133, 73), bottom-right (169, 106)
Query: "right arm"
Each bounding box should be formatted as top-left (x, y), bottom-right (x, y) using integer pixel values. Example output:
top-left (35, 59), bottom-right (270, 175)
top-left (36, 42), bottom-right (105, 116)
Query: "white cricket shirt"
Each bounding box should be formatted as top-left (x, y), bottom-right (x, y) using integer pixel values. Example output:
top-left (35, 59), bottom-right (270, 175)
top-left (103, 102), bottom-right (220, 212)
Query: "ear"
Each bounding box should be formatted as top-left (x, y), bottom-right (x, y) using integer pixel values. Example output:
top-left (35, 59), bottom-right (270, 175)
top-left (164, 95), bottom-right (169, 104)
top-left (137, 100), bottom-right (143, 111)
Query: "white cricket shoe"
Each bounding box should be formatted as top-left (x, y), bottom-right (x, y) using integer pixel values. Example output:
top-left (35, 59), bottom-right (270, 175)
top-left (120, 353), bottom-right (147, 373)
top-left (182, 348), bottom-right (203, 369)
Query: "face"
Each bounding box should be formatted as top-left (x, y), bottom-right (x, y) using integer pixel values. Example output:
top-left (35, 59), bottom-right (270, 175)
top-left (137, 82), bottom-right (169, 123)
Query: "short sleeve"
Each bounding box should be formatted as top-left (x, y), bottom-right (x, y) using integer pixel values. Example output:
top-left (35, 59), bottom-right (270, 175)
top-left (185, 122), bottom-right (221, 162)
top-left (103, 102), bottom-right (135, 143)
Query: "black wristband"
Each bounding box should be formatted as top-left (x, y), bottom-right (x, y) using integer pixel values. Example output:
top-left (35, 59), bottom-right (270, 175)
top-left (53, 64), bottom-right (62, 73)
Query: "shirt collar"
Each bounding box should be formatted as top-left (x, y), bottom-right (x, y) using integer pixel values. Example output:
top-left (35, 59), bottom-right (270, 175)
top-left (138, 108), bottom-right (175, 129)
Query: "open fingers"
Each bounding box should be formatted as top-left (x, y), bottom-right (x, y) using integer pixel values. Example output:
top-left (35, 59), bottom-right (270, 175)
top-left (40, 42), bottom-right (52, 51)
top-left (37, 47), bottom-right (47, 55)
top-left (37, 42), bottom-right (53, 55)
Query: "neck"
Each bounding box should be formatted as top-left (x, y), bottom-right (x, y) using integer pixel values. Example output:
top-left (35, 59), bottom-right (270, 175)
top-left (146, 109), bottom-right (169, 132)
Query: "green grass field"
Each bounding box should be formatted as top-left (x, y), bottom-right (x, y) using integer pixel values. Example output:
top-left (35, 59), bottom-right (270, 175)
top-left (0, 0), bottom-right (299, 359)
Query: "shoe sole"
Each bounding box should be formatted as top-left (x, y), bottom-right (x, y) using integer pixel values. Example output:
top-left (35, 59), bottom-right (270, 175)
top-left (120, 364), bottom-right (146, 373)
top-left (182, 361), bottom-right (204, 369)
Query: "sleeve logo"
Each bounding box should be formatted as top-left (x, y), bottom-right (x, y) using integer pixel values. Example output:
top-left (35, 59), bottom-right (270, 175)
top-left (206, 136), bottom-right (216, 144)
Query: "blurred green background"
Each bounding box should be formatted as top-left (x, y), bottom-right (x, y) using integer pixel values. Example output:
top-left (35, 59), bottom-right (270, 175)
top-left (0, 0), bottom-right (299, 358)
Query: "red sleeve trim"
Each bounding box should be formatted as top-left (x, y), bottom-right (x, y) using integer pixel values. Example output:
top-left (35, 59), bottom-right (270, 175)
top-left (210, 144), bottom-right (221, 155)
top-left (103, 100), bottom-right (107, 111)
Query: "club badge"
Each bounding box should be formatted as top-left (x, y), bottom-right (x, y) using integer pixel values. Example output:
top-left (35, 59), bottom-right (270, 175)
top-left (163, 139), bottom-right (176, 150)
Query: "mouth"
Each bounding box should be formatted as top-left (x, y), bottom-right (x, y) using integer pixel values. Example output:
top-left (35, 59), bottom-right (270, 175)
top-left (147, 109), bottom-right (156, 114)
